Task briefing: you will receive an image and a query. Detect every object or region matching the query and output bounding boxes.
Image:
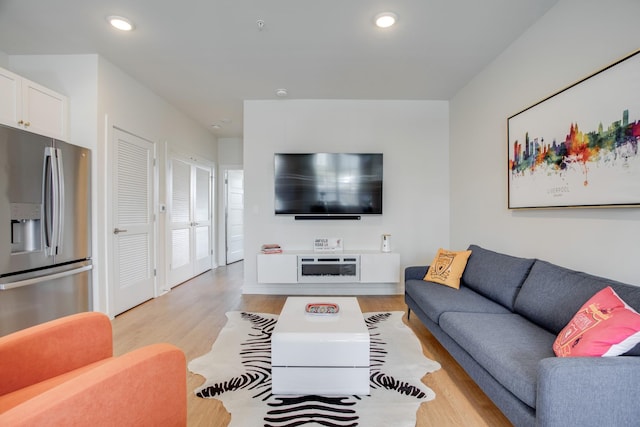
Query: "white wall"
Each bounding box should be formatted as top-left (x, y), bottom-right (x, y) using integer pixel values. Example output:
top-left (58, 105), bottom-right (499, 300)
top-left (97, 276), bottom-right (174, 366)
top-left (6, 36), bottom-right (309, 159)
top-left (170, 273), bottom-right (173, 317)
top-left (0, 51), bottom-right (9, 68)
top-left (218, 137), bottom-right (244, 165)
top-left (450, 0), bottom-right (640, 285)
top-left (96, 57), bottom-right (218, 314)
top-left (243, 100), bottom-right (449, 293)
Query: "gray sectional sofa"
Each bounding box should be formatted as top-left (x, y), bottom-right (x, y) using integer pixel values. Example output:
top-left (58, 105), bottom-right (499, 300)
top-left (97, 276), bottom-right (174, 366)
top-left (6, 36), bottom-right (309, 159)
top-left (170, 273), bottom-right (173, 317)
top-left (404, 244), bottom-right (640, 427)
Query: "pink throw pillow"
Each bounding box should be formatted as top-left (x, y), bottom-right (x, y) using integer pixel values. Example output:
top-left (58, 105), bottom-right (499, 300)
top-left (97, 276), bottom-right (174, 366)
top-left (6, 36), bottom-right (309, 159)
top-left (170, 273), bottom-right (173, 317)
top-left (553, 286), bottom-right (640, 357)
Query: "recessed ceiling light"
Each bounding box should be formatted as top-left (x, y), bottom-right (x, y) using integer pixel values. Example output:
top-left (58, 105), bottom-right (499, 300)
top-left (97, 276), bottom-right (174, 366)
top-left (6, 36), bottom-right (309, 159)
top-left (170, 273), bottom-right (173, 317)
top-left (374, 12), bottom-right (397, 28)
top-left (275, 88), bottom-right (288, 97)
top-left (211, 124), bottom-right (222, 130)
top-left (107, 15), bottom-right (135, 31)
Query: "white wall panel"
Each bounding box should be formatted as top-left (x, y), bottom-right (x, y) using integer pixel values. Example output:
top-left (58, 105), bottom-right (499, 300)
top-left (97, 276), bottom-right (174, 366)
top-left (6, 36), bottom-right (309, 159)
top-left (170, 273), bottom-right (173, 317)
top-left (450, 0), bottom-right (640, 285)
top-left (243, 100), bottom-right (449, 293)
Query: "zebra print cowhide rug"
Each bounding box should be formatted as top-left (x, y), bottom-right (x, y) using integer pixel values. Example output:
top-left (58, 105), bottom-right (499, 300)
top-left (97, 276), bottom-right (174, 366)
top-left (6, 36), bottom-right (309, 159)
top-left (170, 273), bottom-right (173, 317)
top-left (188, 311), bottom-right (441, 427)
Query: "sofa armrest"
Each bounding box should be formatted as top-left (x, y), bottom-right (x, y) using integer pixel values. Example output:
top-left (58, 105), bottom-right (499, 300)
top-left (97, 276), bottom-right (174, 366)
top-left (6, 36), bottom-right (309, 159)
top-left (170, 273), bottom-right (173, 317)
top-left (405, 266), bottom-right (429, 281)
top-left (0, 312), bottom-right (113, 395)
top-left (0, 343), bottom-right (187, 427)
top-left (537, 356), bottom-right (640, 426)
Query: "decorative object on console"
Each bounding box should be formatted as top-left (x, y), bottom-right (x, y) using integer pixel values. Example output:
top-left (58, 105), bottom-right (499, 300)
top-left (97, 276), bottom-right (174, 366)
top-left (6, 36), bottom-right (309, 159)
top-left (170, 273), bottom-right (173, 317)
top-left (553, 286), bottom-right (640, 357)
top-left (508, 49), bottom-right (640, 209)
top-left (261, 243), bottom-right (282, 254)
top-left (381, 234), bottom-right (391, 252)
top-left (423, 248), bottom-right (472, 289)
top-left (305, 302), bottom-right (339, 314)
top-left (314, 237), bottom-right (343, 252)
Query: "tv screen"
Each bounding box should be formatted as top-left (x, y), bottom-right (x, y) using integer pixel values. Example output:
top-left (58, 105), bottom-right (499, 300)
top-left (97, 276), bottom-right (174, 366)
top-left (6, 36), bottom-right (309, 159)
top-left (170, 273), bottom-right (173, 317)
top-left (274, 153), bottom-right (383, 216)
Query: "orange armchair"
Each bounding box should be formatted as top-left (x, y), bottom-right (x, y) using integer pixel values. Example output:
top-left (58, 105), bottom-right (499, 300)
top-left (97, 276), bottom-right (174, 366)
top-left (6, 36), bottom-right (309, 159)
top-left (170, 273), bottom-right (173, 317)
top-left (0, 312), bottom-right (187, 426)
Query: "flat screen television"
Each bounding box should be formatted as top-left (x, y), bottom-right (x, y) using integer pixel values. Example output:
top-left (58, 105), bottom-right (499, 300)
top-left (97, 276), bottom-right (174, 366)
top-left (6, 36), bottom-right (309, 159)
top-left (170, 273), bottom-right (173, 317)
top-left (274, 153), bottom-right (383, 216)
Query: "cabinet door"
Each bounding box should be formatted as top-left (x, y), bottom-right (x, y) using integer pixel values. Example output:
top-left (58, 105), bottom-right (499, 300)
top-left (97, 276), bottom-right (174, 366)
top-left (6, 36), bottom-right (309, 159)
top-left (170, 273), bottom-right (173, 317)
top-left (360, 253), bottom-right (400, 283)
top-left (0, 67), bottom-right (68, 140)
top-left (257, 254), bottom-right (298, 283)
top-left (22, 79), bottom-right (68, 140)
top-left (0, 68), bottom-right (21, 128)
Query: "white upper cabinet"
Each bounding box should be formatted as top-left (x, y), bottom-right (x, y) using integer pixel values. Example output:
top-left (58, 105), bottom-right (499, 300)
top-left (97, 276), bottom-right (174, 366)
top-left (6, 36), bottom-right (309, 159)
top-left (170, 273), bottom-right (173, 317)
top-left (0, 68), bottom-right (20, 127)
top-left (0, 67), bottom-right (69, 141)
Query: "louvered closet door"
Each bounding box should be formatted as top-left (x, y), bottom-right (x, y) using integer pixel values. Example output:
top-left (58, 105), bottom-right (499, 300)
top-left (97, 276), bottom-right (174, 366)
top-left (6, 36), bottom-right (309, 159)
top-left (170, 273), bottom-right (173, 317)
top-left (112, 129), bottom-right (155, 315)
top-left (168, 157), bottom-right (213, 287)
top-left (168, 158), bottom-right (195, 286)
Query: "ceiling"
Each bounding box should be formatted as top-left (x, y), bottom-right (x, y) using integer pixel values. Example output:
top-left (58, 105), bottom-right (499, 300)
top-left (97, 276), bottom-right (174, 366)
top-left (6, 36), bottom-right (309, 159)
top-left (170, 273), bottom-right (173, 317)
top-left (0, 0), bottom-right (558, 138)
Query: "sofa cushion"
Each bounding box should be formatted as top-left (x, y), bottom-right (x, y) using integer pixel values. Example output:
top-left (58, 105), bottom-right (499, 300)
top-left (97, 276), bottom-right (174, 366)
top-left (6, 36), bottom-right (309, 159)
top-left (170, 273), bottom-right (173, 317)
top-left (423, 248), bottom-right (472, 289)
top-left (514, 260), bottom-right (640, 342)
top-left (461, 245), bottom-right (535, 310)
top-left (553, 286), bottom-right (640, 357)
top-left (405, 279), bottom-right (510, 325)
top-left (439, 312), bottom-right (556, 409)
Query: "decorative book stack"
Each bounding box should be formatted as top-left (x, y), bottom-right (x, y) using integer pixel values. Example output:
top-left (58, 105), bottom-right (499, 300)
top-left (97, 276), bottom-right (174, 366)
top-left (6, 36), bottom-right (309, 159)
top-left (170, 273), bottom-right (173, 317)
top-left (261, 244), bottom-right (282, 254)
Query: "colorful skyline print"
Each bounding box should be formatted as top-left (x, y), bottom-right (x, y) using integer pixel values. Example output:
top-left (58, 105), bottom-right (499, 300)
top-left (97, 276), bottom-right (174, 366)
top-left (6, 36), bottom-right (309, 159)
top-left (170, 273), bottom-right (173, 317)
top-left (510, 109), bottom-right (640, 184)
top-left (508, 50), bottom-right (640, 208)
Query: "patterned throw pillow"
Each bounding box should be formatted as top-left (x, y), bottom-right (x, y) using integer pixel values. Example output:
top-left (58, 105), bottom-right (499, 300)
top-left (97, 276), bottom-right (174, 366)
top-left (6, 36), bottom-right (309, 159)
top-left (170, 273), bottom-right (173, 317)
top-left (423, 248), bottom-right (472, 289)
top-left (553, 286), bottom-right (640, 357)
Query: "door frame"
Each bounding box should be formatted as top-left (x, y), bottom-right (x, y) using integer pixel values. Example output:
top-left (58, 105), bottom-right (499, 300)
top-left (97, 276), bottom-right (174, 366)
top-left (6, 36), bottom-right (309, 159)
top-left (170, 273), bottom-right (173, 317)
top-left (217, 164), bottom-right (242, 267)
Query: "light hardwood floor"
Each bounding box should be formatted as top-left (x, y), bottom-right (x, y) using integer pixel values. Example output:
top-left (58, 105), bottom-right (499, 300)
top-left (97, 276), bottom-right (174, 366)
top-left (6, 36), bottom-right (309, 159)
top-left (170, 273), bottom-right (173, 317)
top-left (111, 262), bottom-right (513, 427)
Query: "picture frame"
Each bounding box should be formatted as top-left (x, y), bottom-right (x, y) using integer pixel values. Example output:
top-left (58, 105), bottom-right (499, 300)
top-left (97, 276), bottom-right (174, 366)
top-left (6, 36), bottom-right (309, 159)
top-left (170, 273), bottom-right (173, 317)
top-left (313, 237), bottom-right (343, 252)
top-left (507, 50), bottom-right (640, 209)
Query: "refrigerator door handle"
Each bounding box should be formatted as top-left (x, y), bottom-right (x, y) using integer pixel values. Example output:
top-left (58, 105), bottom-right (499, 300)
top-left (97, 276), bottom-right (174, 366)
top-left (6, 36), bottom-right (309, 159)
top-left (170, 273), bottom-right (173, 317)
top-left (43, 148), bottom-right (54, 254)
top-left (53, 147), bottom-right (65, 253)
top-left (43, 147), bottom-right (64, 256)
top-left (0, 265), bottom-right (93, 291)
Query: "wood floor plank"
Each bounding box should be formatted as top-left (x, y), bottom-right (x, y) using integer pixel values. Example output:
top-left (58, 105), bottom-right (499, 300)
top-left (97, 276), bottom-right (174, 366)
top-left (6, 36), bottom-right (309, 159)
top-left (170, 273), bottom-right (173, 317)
top-left (111, 262), bottom-right (512, 427)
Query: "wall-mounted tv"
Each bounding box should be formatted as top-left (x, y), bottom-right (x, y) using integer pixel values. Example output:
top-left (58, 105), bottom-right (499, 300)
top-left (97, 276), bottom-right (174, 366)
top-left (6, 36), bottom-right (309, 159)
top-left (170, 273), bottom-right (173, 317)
top-left (274, 153), bottom-right (383, 216)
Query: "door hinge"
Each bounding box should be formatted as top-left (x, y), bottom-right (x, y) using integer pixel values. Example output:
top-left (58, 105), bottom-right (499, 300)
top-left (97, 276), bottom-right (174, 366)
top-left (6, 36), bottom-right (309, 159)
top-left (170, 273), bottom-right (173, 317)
top-left (153, 268), bottom-right (157, 277)
top-left (153, 158), bottom-right (157, 167)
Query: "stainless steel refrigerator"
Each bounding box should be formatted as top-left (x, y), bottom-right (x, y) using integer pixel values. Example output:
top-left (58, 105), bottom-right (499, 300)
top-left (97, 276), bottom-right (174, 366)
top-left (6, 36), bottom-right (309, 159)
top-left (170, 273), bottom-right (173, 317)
top-left (0, 124), bottom-right (92, 336)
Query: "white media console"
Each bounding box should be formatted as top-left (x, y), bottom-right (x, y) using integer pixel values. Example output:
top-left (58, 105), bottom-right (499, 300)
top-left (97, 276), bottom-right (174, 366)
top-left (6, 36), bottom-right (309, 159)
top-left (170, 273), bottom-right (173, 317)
top-left (257, 251), bottom-right (400, 289)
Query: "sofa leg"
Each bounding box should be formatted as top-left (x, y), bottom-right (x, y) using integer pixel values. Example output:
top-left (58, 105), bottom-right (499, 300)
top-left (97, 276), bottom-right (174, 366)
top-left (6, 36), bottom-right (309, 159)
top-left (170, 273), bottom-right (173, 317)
top-left (407, 307), bottom-right (411, 320)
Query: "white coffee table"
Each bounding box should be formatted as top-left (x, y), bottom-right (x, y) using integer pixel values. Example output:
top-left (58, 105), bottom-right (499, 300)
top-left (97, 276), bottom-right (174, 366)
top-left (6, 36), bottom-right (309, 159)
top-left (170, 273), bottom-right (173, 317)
top-left (271, 297), bottom-right (370, 395)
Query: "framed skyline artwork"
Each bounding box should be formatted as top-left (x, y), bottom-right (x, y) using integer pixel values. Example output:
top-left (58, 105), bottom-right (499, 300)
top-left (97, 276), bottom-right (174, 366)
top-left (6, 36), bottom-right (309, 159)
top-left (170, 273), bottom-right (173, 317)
top-left (507, 50), bottom-right (640, 209)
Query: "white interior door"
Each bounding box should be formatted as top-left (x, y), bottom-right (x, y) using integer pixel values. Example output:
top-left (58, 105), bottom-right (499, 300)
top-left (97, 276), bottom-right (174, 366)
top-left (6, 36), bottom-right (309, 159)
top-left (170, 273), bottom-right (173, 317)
top-left (111, 128), bottom-right (155, 315)
top-left (168, 158), bottom-right (193, 286)
top-left (225, 169), bottom-right (244, 264)
top-left (168, 156), bottom-right (213, 287)
top-left (194, 165), bottom-right (213, 274)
